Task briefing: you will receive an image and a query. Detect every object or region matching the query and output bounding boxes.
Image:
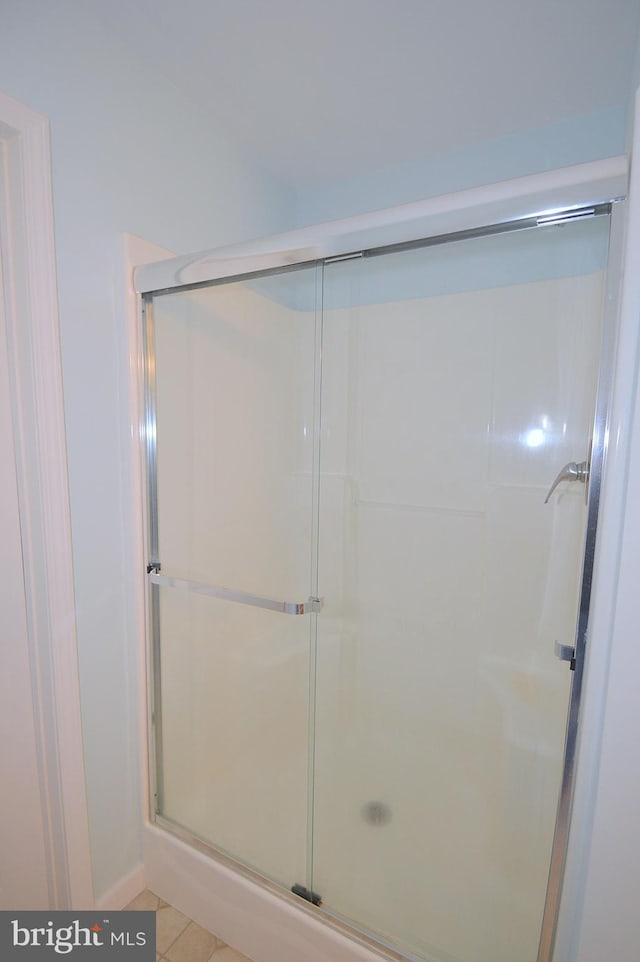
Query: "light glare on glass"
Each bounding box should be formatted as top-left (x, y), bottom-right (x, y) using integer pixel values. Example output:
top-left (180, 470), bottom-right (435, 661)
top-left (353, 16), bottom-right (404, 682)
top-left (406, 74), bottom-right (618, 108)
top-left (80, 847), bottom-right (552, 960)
top-left (524, 427), bottom-right (546, 448)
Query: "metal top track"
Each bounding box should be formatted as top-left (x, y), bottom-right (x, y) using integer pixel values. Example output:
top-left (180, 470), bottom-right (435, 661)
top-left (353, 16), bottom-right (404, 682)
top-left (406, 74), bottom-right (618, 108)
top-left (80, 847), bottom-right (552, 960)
top-left (135, 156), bottom-right (626, 296)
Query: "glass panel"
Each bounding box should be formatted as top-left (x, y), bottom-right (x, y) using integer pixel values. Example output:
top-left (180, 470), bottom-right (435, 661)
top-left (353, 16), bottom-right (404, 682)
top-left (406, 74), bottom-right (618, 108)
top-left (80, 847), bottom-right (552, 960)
top-left (150, 266), bottom-right (319, 888)
top-left (156, 584), bottom-right (310, 885)
top-left (313, 217), bottom-right (609, 962)
top-left (153, 269), bottom-right (319, 600)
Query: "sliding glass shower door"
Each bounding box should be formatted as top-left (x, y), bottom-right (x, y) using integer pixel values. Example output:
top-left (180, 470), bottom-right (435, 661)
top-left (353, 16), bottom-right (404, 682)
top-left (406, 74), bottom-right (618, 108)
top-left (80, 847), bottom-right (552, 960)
top-left (144, 210), bottom-right (610, 962)
top-left (312, 217), bottom-right (608, 962)
top-left (146, 264), bottom-right (322, 887)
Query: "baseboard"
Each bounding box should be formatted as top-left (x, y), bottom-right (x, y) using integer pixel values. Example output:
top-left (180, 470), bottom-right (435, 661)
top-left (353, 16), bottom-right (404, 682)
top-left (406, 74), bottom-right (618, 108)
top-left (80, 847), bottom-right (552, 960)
top-left (95, 863), bottom-right (146, 910)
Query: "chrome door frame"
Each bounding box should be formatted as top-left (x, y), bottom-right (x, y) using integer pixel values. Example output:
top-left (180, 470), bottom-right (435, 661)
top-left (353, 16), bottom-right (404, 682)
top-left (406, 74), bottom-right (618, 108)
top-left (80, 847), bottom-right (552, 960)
top-left (536, 197), bottom-right (626, 962)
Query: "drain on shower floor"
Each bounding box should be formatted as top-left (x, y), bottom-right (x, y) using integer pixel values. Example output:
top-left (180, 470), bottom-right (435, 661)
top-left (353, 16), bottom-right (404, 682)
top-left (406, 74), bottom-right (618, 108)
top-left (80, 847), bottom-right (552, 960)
top-left (361, 801), bottom-right (392, 826)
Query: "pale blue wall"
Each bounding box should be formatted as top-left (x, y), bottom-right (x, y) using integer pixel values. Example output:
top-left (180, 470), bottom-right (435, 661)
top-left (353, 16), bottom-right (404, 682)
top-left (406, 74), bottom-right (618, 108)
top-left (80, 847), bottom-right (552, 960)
top-left (295, 106), bottom-right (627, 227)
top-left (1, 0), bottom-right (638, 909)
top-left (0, 0), bottom-right (293, 903)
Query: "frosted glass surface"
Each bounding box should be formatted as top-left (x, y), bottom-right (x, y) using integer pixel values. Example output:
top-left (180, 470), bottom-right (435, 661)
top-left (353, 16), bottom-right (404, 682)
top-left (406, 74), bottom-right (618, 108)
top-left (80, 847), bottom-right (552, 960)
top-left (151, 267), bottom-right (318, 889)
top-left (313, 219), bottom-right (607, 962)
top-left (158, 586), bottom-right (310, 885)
top-left (153, 270), bottom-right (317, 600)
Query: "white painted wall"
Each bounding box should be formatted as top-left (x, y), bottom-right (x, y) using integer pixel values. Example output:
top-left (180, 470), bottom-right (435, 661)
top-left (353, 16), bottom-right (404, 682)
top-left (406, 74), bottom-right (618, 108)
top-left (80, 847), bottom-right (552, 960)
top-left (0, 187), bottom-right (51, 909)
top-left (0, 0), bottom-right (293, 902)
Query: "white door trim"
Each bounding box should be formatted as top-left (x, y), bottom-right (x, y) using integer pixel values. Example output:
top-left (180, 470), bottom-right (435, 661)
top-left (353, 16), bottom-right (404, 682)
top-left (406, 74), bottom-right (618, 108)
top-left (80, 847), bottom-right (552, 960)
top-left (0, 89), bottom-right (93, 908)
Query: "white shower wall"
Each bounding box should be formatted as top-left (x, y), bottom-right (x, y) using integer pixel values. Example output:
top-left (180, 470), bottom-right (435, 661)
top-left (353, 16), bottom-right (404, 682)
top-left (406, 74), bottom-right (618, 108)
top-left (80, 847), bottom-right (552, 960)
top-left (150, 245), bottom-right (604, 962)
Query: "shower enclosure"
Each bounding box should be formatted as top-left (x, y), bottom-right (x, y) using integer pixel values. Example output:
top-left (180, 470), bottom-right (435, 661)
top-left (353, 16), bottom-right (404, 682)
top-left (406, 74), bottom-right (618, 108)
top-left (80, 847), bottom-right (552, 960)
top-left (140, 198), bottom-right (615, 962)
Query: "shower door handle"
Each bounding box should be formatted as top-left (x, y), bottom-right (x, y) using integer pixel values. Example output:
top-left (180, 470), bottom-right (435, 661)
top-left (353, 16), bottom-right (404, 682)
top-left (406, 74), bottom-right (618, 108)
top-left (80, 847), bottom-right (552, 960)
top-left (544, 460), bottom-right (589, 504)
top-left (148, 571), bottom-right (324, 615)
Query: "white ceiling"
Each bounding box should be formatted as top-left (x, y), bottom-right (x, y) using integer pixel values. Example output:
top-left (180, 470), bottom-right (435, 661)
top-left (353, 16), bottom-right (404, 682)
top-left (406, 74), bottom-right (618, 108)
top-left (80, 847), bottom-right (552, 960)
top-left (84, 0), bottom-right (640, 190)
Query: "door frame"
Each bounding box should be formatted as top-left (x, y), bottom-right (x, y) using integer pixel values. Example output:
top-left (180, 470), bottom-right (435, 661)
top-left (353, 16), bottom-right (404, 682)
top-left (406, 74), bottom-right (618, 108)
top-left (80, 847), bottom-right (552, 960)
top-left (0, 90), bottom-right (93, 908)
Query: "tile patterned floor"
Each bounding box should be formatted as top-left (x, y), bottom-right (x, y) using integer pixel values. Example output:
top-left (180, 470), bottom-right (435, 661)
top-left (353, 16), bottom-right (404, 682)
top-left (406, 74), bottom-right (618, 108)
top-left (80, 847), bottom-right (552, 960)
top-left (125, 889), bottom-right (252, 962)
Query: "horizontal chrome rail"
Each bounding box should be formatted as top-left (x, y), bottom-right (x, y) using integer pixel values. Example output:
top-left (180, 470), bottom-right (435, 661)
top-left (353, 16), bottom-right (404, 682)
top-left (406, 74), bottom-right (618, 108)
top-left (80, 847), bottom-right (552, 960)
top-left (134, 158), bottom-right (626, 294)
top-left (149, 572), bottom-right (323, 616)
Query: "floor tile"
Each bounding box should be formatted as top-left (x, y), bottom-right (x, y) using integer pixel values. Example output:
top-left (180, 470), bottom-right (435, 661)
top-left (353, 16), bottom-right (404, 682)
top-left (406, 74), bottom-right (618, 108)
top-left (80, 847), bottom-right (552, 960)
top-left (156, 905), bottom-right (190, 954)
top-left (125, 889), bottom-right (160, 912)
top-left (165, 920), bottom-right (220, 962)
top-left (209, 946), bottom-right (253, 962)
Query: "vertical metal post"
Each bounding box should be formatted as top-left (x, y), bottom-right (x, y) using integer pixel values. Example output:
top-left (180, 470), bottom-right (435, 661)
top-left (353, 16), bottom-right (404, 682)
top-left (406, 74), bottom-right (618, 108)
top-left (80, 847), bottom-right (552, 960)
top-left (141, 294), bottom-right (164, 817)
top-left (537, 203), bottom-right (623, 962)
top-left (306, 262), bottom-right (324, 894)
